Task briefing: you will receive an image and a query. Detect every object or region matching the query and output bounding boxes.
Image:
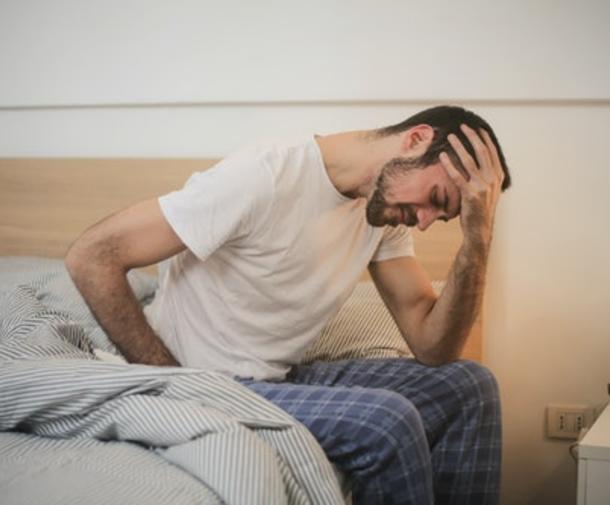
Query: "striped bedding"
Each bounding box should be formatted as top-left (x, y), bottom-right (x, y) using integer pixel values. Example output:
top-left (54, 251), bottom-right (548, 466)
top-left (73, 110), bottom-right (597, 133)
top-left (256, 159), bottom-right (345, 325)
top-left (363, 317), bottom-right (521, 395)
top-left (303, 279), bottom-right (444, 363)
top-left (0, 257), bottom-right (344, 505)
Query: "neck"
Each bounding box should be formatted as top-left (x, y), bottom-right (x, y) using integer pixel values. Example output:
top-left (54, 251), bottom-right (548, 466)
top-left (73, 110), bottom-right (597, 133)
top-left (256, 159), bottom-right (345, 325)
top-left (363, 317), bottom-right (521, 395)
top-left (315, 130), bottom-right (401, 199)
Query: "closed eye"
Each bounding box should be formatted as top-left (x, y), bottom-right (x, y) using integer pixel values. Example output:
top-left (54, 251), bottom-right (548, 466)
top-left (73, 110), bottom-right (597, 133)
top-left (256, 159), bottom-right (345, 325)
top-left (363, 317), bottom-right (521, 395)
top-left (431, 186), bottom-right (441, 208)
top-left (431, 185), bottom-right (451, 222)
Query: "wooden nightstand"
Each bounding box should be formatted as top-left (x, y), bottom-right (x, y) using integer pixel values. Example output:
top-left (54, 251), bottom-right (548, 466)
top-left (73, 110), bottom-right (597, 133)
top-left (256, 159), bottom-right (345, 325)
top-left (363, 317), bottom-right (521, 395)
top-left (578, 403), bottom-right (610, 504)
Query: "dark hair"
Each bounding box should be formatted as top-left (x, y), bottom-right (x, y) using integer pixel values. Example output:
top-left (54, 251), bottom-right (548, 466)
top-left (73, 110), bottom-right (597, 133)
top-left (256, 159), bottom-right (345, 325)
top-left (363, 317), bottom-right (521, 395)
top-left (377, 105), bottom-right (511, 191)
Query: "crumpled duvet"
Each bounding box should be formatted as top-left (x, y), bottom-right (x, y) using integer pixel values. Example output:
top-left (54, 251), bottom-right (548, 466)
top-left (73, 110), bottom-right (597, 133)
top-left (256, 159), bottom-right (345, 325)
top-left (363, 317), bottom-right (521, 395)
top-left (0, 258), bottom-right (344, 505)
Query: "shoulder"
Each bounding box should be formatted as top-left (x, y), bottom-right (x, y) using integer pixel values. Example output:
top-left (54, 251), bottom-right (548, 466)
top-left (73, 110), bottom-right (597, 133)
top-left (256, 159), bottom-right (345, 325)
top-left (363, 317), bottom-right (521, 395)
top-left (239, 136), bottom-right (317, 172)
top-left (193, 136), bottom-right (311, 179)
top-left (184, 146), bottom-right (276, 198)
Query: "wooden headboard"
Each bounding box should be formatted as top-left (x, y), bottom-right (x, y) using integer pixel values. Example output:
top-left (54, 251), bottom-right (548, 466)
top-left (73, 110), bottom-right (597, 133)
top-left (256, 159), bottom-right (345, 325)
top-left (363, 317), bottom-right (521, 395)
top-left (0, 158), bottom-right (480, 361)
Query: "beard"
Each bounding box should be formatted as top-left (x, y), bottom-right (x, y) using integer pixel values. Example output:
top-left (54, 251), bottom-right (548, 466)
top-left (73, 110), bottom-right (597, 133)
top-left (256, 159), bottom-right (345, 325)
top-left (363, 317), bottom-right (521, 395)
top-left (365, 156), bottom-right (422, 227)
top-left (365, 186), bottom-right (390, 226)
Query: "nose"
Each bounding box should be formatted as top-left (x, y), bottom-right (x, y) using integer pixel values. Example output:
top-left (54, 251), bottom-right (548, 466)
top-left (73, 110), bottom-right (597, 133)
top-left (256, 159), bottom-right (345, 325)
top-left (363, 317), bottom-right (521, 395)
top-left (416, 208), bottom-right (440, 231)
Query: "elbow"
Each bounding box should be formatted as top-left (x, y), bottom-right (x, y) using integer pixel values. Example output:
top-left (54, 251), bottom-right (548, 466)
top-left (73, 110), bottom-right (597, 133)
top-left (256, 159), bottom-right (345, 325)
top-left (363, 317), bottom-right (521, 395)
top-left (406, 323), bottom-right (467, 367)
top-left (65, 234), bottom-right (117, 283)
top-left (414, 351), bottom-right (460, 368)
top-left (410, 340), bottom-right (462, 367)
top-left (65, 239), bottom-right (87, 282)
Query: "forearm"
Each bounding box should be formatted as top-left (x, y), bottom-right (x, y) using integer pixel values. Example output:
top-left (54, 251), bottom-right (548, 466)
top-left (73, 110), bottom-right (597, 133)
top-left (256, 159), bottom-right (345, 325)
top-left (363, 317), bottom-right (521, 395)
top-left (396, 123), bottom-right (505, 365)
top-left (67, 258), bottom-right (179, 366)
top-left (416, 236), bottom-right (489, 365)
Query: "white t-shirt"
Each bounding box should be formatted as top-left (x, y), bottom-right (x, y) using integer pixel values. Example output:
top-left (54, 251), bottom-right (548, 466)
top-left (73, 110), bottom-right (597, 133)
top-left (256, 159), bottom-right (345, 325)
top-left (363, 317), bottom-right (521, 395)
top-left (144, 136), bottom-right (414, 380)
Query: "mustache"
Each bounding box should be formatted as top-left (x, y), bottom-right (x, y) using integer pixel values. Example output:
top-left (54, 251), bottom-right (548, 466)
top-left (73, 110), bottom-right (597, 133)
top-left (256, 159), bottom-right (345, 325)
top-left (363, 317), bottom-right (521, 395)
top-left (399, 204), bottom-right (418, 226)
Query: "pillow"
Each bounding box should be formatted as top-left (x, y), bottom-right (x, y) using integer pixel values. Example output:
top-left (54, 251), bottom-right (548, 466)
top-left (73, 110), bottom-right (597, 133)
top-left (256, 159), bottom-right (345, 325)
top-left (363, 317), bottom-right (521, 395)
top-left (302, 280), bottom-right (445, 363)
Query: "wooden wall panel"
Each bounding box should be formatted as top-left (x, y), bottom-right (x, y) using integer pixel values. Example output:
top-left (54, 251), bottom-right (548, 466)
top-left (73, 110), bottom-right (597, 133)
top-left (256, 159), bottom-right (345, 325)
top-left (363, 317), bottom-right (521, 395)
top-left (0, 158), bottom-right (212, 257)
top-left (0, 158), bottom-right (480, 361)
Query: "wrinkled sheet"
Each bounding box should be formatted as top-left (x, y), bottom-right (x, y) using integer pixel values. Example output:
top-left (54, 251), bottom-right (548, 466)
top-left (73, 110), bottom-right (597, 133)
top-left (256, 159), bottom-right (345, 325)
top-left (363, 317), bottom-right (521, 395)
top-left (0, 258), bottom-right (344, 505)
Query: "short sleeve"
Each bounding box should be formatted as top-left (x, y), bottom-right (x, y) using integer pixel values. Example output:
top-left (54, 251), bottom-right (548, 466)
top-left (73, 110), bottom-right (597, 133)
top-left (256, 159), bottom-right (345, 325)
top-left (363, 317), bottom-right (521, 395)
top-left (159, 155), bottom-right (273, 261)
top-left (370, 225), bottom-right (415, 262)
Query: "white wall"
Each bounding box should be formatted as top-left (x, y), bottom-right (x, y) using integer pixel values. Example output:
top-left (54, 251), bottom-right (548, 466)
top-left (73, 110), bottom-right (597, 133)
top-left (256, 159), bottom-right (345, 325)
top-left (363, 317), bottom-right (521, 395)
top-left (484, 104), bottom-right (610, 505)
top-left (1, 0), bottom-right (609, 107)
top-left (2, 2), bottom-right (610, 504)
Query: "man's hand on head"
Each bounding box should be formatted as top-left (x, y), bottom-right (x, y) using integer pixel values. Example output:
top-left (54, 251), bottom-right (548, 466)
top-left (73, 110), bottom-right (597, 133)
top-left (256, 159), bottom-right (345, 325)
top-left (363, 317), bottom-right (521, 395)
top-left (439, 124), bottom-right (505, 249)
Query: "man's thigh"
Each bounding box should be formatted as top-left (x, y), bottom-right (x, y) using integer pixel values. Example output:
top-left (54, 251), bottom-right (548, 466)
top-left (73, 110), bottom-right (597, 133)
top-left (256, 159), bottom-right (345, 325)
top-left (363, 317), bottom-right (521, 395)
top-left (240, 378), bottom-right (404, 432)
top-left (287, 358), bottom-right (500, 434)
top-left (239, 378), bottom-right (424, 468)
top-left (288, 358), bottom-right (495, 399)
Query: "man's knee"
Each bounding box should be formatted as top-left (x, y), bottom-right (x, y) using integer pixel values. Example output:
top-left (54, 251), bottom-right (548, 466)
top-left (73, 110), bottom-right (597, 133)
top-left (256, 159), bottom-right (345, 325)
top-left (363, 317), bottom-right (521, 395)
top-left (349, 390), bottom-right (427, 466)
top-left (352, 389), bottom-right (424, 445)
top-left (440, 360), bottom-right (500, 403)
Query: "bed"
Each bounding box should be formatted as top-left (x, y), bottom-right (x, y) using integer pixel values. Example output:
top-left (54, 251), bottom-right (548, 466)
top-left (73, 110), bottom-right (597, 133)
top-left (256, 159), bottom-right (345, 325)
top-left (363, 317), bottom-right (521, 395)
top-left (0, 158), bottom-right (482, 504)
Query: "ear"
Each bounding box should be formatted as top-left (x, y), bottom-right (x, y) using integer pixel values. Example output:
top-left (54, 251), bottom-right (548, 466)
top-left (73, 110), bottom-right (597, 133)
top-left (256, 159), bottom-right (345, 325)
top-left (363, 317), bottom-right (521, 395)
top-left (400, 124), bottom-right (434, 155)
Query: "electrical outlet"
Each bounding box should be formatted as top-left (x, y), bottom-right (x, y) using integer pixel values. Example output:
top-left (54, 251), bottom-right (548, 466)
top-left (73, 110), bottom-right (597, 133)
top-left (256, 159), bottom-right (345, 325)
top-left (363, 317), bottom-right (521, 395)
top-left (546, 404), bottom-right (595, 439)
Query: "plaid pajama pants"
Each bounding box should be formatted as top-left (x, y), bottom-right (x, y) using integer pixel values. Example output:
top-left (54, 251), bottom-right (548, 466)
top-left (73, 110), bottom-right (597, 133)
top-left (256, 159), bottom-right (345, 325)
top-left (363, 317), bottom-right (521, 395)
top-left (241, 358), bottom-right (501, 505)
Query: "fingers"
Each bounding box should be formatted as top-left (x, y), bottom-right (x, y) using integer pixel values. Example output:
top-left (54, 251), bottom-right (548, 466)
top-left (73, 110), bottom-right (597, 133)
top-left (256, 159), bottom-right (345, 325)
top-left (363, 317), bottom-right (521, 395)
top-left (439, 151), bottom-right (468, 191)
top-left (478, 129), bottom-right (498, 165)
top-left (447, 125), bottom-right (501, 186)
top-left (442, 124), bottom-right (505, 194)
top-left (479, 128), bottom-right (505, 185)
top-left (460, 124), bottom-right (492, 175)
top-left (447, 132), bottom-right (480, 182)
top-left (447, 130), bottom-right (487, 189)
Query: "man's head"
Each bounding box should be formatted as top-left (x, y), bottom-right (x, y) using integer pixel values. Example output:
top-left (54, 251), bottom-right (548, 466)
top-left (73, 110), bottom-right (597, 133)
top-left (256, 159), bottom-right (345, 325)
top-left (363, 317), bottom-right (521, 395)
top-left (366, 105), bottom-right (511, 230)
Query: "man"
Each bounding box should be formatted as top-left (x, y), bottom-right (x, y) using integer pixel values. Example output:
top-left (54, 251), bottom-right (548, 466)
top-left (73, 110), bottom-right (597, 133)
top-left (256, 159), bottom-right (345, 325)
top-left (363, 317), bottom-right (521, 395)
top-left (66, 105), bottom-right (511, 504)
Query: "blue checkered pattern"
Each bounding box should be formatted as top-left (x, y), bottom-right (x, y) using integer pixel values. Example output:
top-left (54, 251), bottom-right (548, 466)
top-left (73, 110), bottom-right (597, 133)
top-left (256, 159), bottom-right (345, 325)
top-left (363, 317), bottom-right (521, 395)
top-left (241, 358), bottom-right (501, 505)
